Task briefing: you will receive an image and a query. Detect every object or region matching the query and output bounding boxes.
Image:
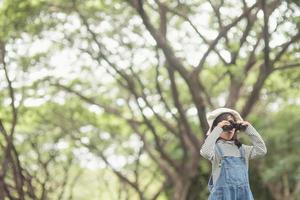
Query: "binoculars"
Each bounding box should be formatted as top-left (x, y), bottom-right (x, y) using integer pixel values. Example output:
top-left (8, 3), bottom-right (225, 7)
top-left (222, 121), bottom-right (248, 132)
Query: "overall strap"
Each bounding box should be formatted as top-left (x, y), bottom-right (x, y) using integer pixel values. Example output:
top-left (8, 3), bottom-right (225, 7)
top-left (238, 145), bottom-right (246, 162)
top-left (215, 143), bottom-right (224, 157)
top-left (208, 175), bottom-right (214, 192)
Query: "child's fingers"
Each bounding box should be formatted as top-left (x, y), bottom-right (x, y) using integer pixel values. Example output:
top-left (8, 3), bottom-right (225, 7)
top-left (217, 120), bottom-right (231, 128)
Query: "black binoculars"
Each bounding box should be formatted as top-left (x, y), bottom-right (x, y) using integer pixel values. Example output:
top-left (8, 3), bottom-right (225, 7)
top-left (222, 121), bottom-right (248, 132)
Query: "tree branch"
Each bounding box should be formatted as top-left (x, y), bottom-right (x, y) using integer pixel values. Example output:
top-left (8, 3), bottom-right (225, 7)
top-left (155, 0), bottom-right (229, 65)
top-left (273, 62), bottom-right (300, 71)
top-left (129, 0), bottom-right (190, 81)
top-left (194, 2), bottom-right (258, 74)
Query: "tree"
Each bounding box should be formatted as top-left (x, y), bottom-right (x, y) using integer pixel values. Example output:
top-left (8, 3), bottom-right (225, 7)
top-left (1, 0), bottom-right (300, 199)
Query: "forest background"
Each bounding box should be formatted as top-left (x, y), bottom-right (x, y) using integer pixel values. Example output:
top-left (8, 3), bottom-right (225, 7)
top-left (1, 0), bottom-right (300, 199)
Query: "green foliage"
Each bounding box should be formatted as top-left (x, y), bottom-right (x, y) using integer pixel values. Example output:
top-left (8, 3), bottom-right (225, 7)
top-left (244, 105), bottom-right (300, 199)
top-left (0, 0), bottom-right (44, 40)
top-left (1, 0), bottom-right (300, 199)
top-left (262, 105), bottom-right (300, 180)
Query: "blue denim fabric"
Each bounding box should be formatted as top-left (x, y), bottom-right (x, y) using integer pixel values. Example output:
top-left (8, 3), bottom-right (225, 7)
top-left (207, 143), bottom-right (254, 200)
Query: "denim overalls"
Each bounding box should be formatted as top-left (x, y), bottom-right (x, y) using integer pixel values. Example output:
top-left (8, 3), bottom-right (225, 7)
top-left (208, 143), bottom-right (254, 200)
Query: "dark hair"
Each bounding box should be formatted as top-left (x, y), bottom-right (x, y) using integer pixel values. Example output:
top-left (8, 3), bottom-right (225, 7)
top-left (210, 112), bottom-right (242, 148)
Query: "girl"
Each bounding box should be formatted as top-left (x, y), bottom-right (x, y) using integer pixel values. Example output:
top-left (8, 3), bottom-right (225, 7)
top-left (200, 108), bottom-right (267, 200)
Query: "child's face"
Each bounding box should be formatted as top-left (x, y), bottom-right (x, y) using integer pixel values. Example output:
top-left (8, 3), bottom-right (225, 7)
top-left (219, 116), bottom-right (236, 141)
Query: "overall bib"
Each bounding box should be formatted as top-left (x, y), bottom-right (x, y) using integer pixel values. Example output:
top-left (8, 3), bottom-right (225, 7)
top-left (208, 143), bottom-right (254, 200)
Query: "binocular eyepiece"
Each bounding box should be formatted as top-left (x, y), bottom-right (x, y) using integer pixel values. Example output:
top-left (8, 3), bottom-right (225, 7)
top-left (222, 121), bottom-right (248, 132)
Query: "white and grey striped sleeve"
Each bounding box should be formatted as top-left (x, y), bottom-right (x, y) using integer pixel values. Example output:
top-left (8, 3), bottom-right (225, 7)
top-left (200, 126), bottom-right (223, 161)
top-left (243, 124), bottom-right (267, 160)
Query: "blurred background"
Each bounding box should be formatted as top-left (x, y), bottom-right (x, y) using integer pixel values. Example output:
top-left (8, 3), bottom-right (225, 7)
top-left (0, 0), bottom-right (300, 199)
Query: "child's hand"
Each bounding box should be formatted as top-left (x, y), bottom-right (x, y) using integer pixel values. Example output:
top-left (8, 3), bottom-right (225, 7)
top-left (217, 120), bottom-right (231, 129)
top-left (239, 121), bottom-right (251, 127)
top-left (236, 120), bottom-right (251, 131)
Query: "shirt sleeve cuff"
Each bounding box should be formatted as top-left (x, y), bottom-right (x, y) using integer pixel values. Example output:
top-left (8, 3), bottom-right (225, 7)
top-left (245, 124), bottom-right (257, 136)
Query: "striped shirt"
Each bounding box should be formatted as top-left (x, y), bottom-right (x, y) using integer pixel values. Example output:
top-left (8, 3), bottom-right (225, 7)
top-left (200, 124), bottom-right (267, 185)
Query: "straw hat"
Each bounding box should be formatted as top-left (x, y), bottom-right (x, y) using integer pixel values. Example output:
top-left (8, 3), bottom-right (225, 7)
top-left (206, 107), bottom-right (243, 135)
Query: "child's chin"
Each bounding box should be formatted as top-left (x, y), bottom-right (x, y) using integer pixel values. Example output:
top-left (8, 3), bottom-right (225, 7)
top-left (224, 135), bottom-right (234, 140)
